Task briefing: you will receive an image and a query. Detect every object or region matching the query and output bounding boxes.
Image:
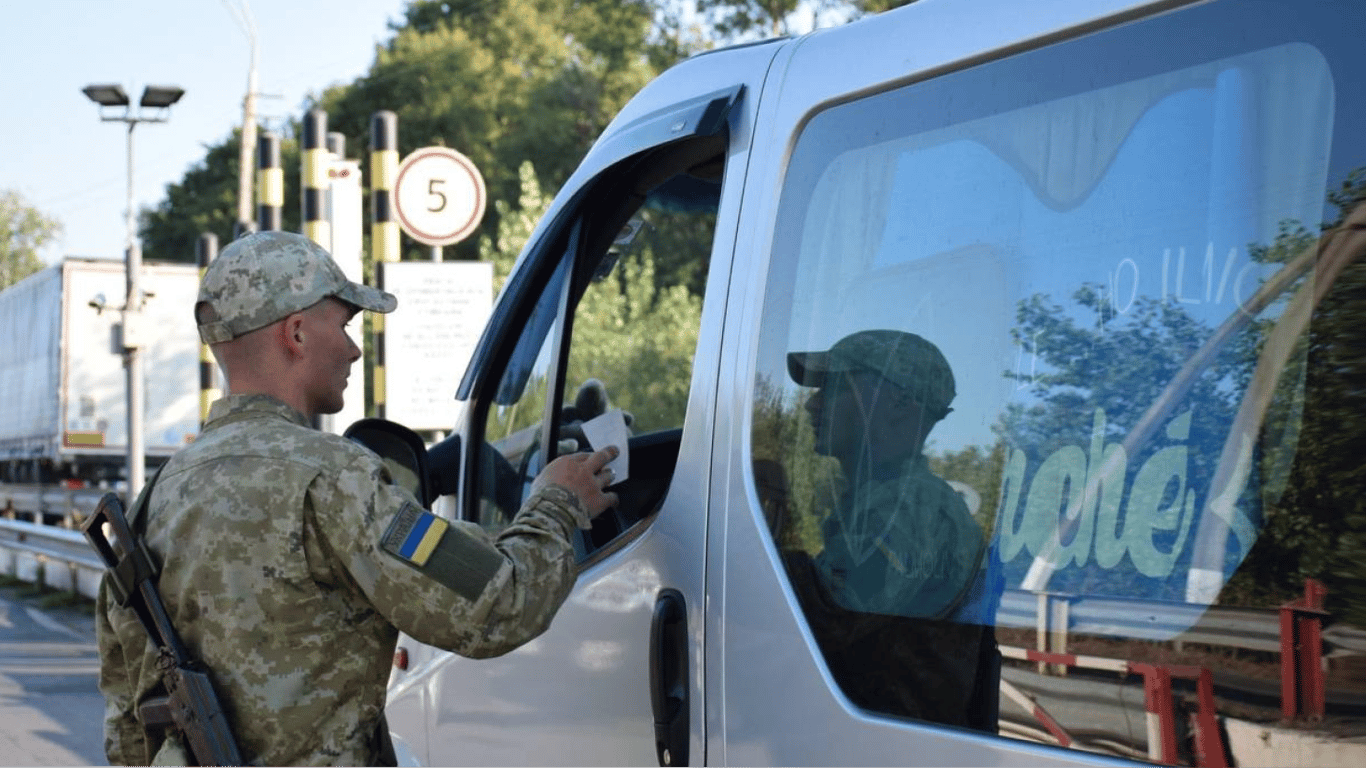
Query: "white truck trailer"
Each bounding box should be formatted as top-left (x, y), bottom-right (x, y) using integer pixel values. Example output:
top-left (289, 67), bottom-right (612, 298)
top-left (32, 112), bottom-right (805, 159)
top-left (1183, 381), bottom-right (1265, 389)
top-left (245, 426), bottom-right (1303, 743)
top-left (0, 258), bottom-right (201, 485)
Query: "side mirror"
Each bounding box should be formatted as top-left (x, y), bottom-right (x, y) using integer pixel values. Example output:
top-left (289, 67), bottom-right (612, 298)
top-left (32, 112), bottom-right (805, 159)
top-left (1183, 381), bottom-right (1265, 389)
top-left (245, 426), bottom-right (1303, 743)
top-left (344, 418), bottom-right (435, 507)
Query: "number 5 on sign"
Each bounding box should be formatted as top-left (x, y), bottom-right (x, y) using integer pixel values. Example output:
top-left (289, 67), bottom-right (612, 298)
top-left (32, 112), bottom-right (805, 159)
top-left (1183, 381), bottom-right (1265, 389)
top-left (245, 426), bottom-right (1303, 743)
top-left (393, 147), bottom-right (487, 246)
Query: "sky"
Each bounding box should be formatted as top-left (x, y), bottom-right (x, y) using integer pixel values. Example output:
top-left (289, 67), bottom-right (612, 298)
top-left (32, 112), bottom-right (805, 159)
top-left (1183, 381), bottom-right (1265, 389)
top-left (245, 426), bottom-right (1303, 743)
top-left (3, 0), bottom-right (412, 264)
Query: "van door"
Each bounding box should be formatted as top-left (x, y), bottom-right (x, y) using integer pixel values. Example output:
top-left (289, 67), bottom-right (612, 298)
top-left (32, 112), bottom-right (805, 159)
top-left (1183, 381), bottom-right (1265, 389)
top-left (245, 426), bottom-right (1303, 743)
top-left (389, 79), bottom-right (757, 766)
top-left (716, 0), bottom-right (1366, 766)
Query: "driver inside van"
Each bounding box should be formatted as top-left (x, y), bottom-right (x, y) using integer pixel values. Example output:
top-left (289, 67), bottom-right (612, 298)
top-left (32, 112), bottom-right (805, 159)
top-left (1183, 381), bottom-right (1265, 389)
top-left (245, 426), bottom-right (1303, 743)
top-left (787, 329), bottom-right (984, 619)
top-left (781, 329), bottom-right (999, 730)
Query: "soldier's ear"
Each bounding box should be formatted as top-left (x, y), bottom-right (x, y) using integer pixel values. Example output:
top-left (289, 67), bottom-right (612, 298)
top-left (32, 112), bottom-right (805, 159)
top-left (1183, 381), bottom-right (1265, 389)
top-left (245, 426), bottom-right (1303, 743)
top-left (281, 313), bottom-right (307, 357)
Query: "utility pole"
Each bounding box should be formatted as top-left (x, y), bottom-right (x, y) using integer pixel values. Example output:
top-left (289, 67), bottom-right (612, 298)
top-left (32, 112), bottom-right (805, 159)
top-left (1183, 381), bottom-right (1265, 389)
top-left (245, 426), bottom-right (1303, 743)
top-left (226, 0), bottom-right (259, 236)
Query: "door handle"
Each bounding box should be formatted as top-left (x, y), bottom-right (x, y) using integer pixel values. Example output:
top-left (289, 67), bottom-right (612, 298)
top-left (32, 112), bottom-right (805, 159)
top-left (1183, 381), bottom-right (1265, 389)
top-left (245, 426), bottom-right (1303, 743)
top-left (650, 589), bottom-right (689, 766)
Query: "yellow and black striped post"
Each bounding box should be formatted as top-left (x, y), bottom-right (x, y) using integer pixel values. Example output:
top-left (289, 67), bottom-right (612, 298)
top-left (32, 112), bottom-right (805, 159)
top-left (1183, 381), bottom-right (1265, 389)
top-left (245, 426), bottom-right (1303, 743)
top-left (302, 109), bottom-right (330, 247)
top-left (196, 233), bottom-right (221, 427)
top-left (257, 132), bottom-right (282, 231)
top-left (370, 111), bottom-right (399, 418)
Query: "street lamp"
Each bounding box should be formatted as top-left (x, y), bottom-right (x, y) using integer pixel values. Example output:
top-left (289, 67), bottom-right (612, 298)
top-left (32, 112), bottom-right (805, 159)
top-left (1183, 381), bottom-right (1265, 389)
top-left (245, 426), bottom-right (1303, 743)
top-left (83, 83), bottom-right (185, 500)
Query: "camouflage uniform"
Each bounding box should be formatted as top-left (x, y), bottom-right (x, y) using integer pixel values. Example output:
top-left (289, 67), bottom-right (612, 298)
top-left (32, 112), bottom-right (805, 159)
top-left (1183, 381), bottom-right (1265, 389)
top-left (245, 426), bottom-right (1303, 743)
top-left (96, 232), bottom-right (593, 765)
top-left (816, 454), bottom-right (984, 619)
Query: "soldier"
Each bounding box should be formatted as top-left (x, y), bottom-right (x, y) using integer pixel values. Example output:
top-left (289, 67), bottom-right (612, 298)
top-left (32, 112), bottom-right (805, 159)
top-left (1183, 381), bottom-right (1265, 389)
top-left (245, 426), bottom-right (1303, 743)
top-left (781, 329), bottom-right (999, 730)
top-left (96, 231), bottom-right (619, 765)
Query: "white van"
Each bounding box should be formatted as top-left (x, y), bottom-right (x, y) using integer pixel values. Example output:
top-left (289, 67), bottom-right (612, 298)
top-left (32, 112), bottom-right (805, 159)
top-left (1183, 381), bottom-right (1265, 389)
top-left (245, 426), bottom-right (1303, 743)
top-left (380, 0), bottom-right (1366, 764)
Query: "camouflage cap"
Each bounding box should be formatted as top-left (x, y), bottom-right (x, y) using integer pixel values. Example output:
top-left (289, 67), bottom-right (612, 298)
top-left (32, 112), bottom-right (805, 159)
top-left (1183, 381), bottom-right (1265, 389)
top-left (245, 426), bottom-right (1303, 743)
top-left (197, 231), bottom-right (396, 344)
top-left (787, 329), bottom-right (956, 414)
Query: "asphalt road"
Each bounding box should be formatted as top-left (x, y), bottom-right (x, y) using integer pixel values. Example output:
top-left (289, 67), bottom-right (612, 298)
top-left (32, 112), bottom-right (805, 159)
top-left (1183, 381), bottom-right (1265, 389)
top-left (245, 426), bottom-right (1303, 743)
top-left (0, 585), bottom-right (105, 766)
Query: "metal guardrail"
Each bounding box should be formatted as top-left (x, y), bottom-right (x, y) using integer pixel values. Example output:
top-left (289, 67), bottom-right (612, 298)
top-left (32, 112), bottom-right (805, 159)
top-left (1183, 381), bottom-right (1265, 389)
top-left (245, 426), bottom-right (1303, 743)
top-left (1, 483), bottom-right (108, 522)
top-left (0, 518), bottom-right (105, 600)
top-left (999, 588), bottom-right (1366, 657)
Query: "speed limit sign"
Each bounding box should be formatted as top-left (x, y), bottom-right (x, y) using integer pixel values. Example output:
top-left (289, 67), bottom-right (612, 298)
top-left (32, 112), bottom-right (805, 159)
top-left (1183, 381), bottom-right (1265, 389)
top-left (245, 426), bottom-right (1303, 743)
top-left (392, 147), bottom-right (487, 246)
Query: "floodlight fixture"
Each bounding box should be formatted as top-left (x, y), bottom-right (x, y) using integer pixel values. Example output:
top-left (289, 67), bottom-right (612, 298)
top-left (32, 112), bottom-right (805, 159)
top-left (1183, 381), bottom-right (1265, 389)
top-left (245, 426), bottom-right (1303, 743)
top-left (140, 85), bottom-right (185, 109)
top-left (82, 83), bottom-right (130, 107)
top-left (81, 78), bottom-right (186, 499)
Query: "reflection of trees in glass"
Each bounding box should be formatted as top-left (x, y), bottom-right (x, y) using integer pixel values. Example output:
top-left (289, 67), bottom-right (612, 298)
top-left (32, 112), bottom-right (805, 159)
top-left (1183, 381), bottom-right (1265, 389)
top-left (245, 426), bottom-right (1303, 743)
top-left (753, 378), bottom-right (1003, 559)
top-left (928, 442), bottom-right (1006, 537)
top-left (994, 170), bottom-right (1366, 611)
top-left (752, 376), bottom-right (839, 555)
top-left (995, 283), bottom-right (1253, 599)
top-left (1242, 171), bottom-right (1366, 621)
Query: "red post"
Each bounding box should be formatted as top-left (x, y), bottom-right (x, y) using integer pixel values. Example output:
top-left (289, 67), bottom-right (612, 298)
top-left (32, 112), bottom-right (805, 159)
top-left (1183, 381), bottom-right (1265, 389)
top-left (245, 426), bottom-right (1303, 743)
top-left (1280, 579), bottom-right (1329, 722)
top-left (1280, 605), bottom-right (1298, 720)
top-left (1192, 668), bottom-right (1229, 768)
top-left (1134, 663), bottom-right (1179, 765)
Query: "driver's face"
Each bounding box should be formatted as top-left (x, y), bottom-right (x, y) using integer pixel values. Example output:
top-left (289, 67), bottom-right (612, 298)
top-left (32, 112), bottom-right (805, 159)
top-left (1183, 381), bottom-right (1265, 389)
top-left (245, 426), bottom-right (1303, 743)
top-left (805, 369), bottom-right (929, 463)
top-left (805, 370), bottom-right (872, 459)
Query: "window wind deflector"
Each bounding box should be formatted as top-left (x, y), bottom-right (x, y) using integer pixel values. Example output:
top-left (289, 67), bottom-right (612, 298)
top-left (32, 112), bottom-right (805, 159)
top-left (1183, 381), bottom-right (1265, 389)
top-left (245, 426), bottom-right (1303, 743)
top-left (592, 85), bottom-right (744, 162)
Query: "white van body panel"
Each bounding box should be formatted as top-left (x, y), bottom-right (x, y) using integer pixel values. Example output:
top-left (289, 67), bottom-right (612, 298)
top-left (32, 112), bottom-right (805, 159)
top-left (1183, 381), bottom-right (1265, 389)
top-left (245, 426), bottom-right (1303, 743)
top-left (390, 0), bottom-right (1366, 764)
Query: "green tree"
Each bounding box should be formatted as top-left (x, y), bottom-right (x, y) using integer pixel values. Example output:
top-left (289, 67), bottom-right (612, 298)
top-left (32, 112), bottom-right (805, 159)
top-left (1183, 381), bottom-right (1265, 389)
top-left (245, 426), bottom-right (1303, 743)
top-left (140, 130), bottom-right (302, 264)
top-left (478, 161), bottom-right (548, 295)
top-left (696, 0), bottom-right (802, 37)
top-left (319, 0), bottom-right (665, 264)
top-left (851, 0), bottom-right (918, 14)
top-left (929, 441), bottom-right (1007, 535)
top-left (1, 190), bottom-right (61, 288)
top-left (751, 375), bottom-right (840, 555)
top-left (478, 159), bottom-right (711, 444)
top-left (142, 0), bottom-right (675, 269)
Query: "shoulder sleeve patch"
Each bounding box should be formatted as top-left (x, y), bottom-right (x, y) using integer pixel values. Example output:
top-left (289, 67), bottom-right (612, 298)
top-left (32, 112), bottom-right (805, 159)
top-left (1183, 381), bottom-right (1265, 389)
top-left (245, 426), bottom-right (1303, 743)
top-left (380, 502), bottom-right (505, 601)
top-left (382, 502), bottom-right (448, 567)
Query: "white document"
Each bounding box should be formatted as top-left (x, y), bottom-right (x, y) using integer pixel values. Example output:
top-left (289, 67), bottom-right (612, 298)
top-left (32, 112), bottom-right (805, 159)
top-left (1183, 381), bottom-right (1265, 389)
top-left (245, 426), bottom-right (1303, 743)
top-left (580, 408), bottom-right (630, 484)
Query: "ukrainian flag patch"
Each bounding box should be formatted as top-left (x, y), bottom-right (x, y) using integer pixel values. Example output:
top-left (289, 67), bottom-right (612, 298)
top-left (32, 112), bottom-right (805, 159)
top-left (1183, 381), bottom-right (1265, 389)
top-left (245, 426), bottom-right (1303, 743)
top-left (381, 502), bottom-right (449, 568)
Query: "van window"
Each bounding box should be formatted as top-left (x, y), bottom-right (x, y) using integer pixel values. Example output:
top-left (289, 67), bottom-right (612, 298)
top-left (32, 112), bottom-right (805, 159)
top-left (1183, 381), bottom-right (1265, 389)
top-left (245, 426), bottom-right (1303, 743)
top-left (474, 142), bottom-right (721, 558)
top-left (751, 1), bottom-right (1365, 761)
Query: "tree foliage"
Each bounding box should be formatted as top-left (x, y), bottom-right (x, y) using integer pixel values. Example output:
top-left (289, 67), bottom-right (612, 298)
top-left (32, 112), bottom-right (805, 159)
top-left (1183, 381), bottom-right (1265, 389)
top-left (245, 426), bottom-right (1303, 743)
top-left (696, 0), bottom-right (802, 37)
top-left (135, 0), bottom-right (908, 265)
top-left (1, 190), bottom-right (61, 289)
top-left (317, 0), bottom-right (664, 264)
top-left (141, 0), bottom-right (669, 266)
top-left (141, 130), bottom-right (302, 264)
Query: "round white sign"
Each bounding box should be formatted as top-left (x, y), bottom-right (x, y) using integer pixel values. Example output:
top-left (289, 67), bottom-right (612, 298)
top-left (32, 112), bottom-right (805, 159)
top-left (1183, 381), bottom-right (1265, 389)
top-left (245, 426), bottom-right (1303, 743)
top-left (392, 147), bottom-right (487, 247)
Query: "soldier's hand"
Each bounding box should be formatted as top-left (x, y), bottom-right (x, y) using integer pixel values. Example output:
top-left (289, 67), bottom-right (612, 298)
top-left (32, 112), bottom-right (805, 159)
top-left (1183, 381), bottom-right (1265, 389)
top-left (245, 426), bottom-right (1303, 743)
top-left (533, 446), bottom-right (620, 518)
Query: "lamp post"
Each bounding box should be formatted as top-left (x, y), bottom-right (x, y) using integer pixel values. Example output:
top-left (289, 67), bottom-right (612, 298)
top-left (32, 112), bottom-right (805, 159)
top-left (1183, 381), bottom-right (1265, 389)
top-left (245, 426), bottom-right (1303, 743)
top-left (82, 83), bottom-right (185, 500)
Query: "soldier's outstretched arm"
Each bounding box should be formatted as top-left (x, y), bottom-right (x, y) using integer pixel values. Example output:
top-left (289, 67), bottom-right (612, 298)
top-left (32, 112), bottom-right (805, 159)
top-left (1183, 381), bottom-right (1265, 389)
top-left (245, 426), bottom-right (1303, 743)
top-left (305, 445), bottom-right (618, 658)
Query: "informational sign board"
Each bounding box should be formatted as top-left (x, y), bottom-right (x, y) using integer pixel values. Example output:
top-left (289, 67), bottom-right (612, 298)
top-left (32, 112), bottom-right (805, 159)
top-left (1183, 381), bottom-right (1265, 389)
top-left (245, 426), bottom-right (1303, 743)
top-left (393, 147), bottom-right (487, 246)
top-left (382, 261), bottom-right (493, 430)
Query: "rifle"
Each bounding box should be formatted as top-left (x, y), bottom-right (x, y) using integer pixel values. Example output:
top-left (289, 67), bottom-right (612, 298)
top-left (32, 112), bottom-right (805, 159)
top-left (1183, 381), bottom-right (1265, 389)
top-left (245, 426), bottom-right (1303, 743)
top-left (83, 491), bottom-right (244, 767)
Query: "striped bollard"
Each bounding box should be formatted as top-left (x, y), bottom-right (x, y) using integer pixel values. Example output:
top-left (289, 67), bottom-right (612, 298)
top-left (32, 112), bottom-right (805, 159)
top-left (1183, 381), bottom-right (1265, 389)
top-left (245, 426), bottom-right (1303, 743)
top-left (370, 111), bottom-right (399, 418)
top-left (302, 109), bottom-right (330, 247)
top-left (196, 233), bottom-right (221, 426)
top-left (257, 132), bottom-right (282, 231)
